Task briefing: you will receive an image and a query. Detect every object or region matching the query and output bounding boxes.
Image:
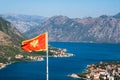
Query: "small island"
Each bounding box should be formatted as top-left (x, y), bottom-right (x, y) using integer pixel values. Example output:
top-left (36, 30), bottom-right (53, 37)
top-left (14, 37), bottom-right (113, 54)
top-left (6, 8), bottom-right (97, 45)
top-left (69, 62), bottom-right (120, 80)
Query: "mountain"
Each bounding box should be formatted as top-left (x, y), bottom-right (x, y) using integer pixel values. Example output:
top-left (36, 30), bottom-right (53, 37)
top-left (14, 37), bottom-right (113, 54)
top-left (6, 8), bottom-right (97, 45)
top-left (0, 17), bottom-right (25, 63)
top-left (113, 12), bottom-right (120, 18)
top-left (24, 13), bottom-right (120, 43)
top-left (1, 13), bottom-right (120, 43)
top-left (24, 15), bottom-right (84, 41)
top-left (0, 14), bottom-right (47, 33)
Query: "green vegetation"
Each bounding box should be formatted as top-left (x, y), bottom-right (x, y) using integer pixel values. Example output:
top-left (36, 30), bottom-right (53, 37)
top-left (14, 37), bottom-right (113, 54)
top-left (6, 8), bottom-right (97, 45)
top-left (0, 45), bottom-right (23, 63)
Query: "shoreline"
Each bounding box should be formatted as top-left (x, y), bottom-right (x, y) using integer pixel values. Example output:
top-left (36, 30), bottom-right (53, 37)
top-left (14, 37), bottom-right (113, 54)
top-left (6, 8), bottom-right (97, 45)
top-left (0, 53), bottom-right (74, 70)
top-left (42, 53), bottom-right (74, 58)
top-left (0, 61), bottom-right (15, 70)
top-left (69, 61), bottom-right (120, 80)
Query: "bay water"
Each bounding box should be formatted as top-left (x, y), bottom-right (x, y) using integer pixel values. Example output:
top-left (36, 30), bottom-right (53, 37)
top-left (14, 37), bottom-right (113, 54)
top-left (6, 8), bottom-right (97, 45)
top-left (0, 42), bottom-right (120, 80)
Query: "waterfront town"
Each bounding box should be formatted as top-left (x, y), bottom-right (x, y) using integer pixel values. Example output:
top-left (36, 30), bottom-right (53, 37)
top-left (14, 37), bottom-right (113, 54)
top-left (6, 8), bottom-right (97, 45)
top-left (0, 48), bottom-right (74, 70)
top-left (70, 62), bottom-right (120, 80)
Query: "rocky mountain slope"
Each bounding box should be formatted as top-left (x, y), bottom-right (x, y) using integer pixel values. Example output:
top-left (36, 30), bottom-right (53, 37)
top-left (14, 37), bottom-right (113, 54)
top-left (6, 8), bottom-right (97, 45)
top-left (0, 17), bottom-right (25, 63)
top-left (24, 13), bottom-right (120, 43)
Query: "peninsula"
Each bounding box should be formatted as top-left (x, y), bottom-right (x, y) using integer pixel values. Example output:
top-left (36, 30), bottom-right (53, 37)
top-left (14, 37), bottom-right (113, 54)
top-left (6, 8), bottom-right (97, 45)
top-left (69, 62), bottom-right (120, 80)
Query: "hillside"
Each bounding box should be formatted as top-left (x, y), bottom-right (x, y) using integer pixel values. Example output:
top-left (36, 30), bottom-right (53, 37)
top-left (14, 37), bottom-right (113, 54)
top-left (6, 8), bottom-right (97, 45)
top-left (24, 13), bottom-right (120, 43)
top-left (0, 17), bottom-right (25, 63)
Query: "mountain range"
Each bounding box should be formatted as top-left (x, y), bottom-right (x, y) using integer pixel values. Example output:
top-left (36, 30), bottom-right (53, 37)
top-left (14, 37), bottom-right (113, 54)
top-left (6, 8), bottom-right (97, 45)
top-left (1, 13), bottom-right (120, 43)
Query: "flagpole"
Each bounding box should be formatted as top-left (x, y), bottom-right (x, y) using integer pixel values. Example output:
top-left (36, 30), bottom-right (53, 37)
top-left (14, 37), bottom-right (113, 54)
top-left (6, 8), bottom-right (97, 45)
top-left (46, 32), bottom-right (49, 80)
top-left (46, 49), bottom-right (48, 80)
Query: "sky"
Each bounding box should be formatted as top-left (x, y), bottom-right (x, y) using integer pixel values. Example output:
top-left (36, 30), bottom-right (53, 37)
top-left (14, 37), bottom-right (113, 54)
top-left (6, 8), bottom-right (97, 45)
top-left (0, 0), bottom-right (120, 18)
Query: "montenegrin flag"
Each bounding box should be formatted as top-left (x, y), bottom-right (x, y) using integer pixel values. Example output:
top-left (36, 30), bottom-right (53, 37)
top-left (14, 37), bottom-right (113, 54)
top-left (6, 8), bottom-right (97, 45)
top-left (21, 32), bottom-right (48, 52)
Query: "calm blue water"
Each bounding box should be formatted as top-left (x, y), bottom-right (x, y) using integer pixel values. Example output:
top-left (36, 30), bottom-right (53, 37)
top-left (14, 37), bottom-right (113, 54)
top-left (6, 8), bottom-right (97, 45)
top-left (0, 42), bottom-right (120, 80)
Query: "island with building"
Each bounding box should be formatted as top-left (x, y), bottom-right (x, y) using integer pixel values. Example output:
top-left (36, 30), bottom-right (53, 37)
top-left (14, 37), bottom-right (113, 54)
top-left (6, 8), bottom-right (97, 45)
top-left (69, 62), bottom-right (120, 80)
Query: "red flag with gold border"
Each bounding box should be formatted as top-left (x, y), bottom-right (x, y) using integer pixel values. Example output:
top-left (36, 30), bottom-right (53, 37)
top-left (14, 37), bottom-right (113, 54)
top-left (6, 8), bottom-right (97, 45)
top-left (21, 32), bottom-right (48, 52)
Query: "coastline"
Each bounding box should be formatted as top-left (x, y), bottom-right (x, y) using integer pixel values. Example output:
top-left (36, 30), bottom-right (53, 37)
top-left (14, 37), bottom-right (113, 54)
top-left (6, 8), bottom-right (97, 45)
top-left (68, 73), bottom-right (88, 80)
top-left (69, 61), bottom-right (120, 80)
top-left (0, 61), bottom-right (15, 70)
top-left (41, 53), bottom-right (74, 58)
top-left (0, 53), bottom-right (74, 70)
top-left (68, 73), bottom-right (80, 78)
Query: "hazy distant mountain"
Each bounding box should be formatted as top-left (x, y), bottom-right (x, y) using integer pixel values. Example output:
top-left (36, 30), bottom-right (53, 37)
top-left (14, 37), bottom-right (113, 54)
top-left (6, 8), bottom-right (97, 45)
top-left (0, 14), bottom-right (47, 33)
top-left (113, 12), bottom-right (120, 19)
top-left (24, 13), bottom-right (120, 43)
